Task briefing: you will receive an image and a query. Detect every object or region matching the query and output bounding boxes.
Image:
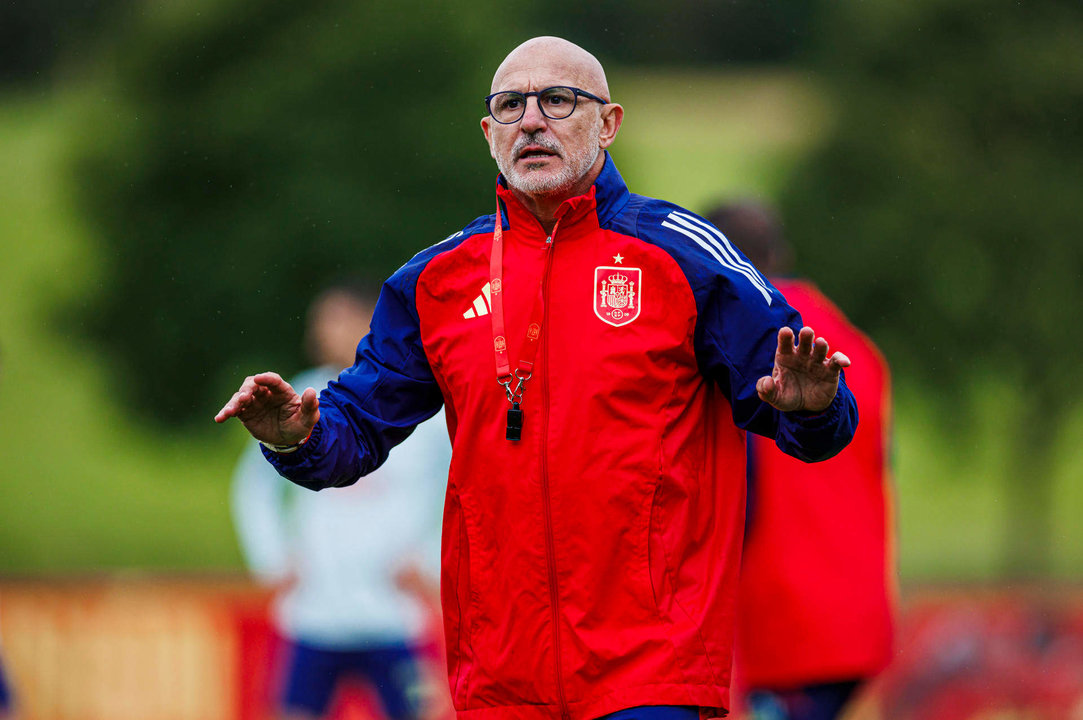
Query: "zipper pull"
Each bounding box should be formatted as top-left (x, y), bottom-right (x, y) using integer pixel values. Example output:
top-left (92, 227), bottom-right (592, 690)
top-left (546, 218), bottom-right (561, 246)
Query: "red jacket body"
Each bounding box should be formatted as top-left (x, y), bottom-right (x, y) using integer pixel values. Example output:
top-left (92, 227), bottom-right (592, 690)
top-left (269, 157), bottom-right (858, 720)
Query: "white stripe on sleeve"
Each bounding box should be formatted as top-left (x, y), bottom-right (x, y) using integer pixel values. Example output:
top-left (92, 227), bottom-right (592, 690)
top-left (661, 215), bottom-right (773, 304)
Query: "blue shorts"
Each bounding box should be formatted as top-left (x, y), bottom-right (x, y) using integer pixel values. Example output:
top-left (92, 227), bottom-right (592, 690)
top-left (746, 680), bottom-right (861, 720)
top-left (279, 640), bottom-right (423, 719)
top-left (598, 707), bottom-right (701, 720)
top-left (0, 654), bottom-right (12, 710)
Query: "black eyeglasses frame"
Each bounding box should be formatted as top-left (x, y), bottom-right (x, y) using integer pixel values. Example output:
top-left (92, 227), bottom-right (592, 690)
top-left (484, 86), bottom-right (610, 125)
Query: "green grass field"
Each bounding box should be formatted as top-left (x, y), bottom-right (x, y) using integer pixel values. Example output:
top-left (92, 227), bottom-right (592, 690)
top-left (0, 70), bottom-right (1080, 579)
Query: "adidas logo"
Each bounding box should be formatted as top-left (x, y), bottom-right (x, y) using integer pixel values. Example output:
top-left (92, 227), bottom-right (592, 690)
top-left (462, 282), bottom-right (492, 319)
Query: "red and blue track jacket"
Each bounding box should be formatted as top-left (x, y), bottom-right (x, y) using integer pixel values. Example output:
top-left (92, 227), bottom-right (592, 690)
top-left (267, 154), bottom-right (858, 720)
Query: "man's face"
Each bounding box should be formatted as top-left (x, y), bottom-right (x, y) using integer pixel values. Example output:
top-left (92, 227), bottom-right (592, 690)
top-left (482, 62), bottom-right (607, 198)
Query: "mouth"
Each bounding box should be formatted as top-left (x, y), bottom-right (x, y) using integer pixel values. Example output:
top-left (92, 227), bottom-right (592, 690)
top-left (517, 145), bottom-right (560, 162)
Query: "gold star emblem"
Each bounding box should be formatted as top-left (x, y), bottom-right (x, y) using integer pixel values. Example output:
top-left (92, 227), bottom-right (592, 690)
top-left (612, 253), bottom-right (624, 264)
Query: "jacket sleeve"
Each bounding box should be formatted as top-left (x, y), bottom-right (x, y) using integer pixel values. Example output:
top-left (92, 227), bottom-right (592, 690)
top-left (693, 267), bottom-right (858, 462)
top-left (264, 258), bottom-right (445, 490)
top-left (635, 203), bottom-right (858, 462)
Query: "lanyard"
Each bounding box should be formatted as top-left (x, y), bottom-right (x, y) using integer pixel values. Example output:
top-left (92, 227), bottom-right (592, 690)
top-left (489, 199), bottom-right (550, 440)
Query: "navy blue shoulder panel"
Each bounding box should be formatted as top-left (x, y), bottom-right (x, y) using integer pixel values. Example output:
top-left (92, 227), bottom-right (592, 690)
top-left (608, 194), bottom-right (783, 305)
top-left (605, 194), bottom-right (857, 462)
top-left (606, 193), bottom-right (791, 385)
top-left (266, 219), bottom-right (484, 488)
top-left (384, 212), bottom-right (494, 318)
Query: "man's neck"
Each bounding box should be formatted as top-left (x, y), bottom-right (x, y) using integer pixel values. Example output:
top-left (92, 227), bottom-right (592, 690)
top-left (510, 155), bottom-right (606, 235)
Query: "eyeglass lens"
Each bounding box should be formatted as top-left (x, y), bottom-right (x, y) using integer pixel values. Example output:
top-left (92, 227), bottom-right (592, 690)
top-left (490, 87), bottom-right (578, 123)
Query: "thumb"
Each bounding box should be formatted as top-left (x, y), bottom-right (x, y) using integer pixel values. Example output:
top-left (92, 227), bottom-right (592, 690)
top-left (299, 387), bottom-right (320, 429)
top-left (756, 375), bottom-right (776, 403)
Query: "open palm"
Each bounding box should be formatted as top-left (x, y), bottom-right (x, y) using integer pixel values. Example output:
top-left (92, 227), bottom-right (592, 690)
top-left (214, 371), bottom-right (320, 445)
top-left (756, 326), bottom-right (850, 413)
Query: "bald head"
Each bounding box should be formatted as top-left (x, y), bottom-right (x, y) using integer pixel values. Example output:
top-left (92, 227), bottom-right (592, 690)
top-left (491, 37), bottom-right (610, 101)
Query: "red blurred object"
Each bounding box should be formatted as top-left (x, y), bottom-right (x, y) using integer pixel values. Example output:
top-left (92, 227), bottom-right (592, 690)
top-left (870, 591), bottom-right (1083, 720)
top-left (736, 279), bottom-right (896, 690)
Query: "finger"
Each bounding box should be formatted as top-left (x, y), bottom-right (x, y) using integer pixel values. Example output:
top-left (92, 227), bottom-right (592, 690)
top-left (776, 327), bottom-right (796, 356)
top-left (299, 387), bottom-right (321, 428)
top-left (812, 336), bottom-right (829, 364)
top-left (215, 388), bottom-right (252, 423)
top-left (796, 326), bottom-right (815, 355)
top-left (828, 351), bottom-right (851, 370)
top-left (253, 371), bottom-right (290, 393)
top-left (253, 371), bottom-right (283, 383)
top-left (756, 375), bottom-right (776, 403)
top-left (216, 373), bottom-right (284, 423)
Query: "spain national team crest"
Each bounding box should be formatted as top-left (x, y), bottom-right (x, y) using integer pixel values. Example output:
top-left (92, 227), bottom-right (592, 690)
top-left (594, 266), bottom-right (642, 327)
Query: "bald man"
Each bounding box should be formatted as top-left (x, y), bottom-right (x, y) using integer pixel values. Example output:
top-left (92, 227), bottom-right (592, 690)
top-left (218, 37), bottom-right (858, 720)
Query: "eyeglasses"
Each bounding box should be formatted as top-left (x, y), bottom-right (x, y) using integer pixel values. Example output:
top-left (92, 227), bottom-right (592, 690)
top-left (485, 86), bottom-right (609, 125)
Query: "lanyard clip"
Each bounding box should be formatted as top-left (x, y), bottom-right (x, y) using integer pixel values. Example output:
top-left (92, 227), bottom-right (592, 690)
top-left (498, 368), bottom-right (532, 405)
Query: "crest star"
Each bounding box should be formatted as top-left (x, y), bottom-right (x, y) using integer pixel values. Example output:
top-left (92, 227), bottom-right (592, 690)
top-left (612, 253), bottom-right (624, 264)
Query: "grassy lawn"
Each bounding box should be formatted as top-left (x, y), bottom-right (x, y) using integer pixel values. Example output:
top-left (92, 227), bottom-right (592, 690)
top-left (0, 69), bottom-right (1078, 581)
top-left (894, 385), bottom-right (1083, 581)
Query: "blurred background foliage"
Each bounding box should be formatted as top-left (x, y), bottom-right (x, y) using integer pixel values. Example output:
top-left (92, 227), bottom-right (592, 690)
top-left (0, 0), bottom-right (1080, 578)
top-left (778, 0), bottom-right (1083, 577)
top-left (69, 0), bottom-right (504, 426)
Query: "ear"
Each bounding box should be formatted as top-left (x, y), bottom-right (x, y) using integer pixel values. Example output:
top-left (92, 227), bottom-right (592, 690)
top-left (480, 116), bottom-right (497, 160)
top-left (598, 103), bottom-right (624, 150)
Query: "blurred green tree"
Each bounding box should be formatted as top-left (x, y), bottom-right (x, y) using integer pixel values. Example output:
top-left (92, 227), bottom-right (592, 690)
top-left (0, 0), bottom-right (119, 86)
top-left (528, 0), bottom-right (815, 65)
top-left (779, 0), bottom-right (1083, 576)
top-left (72, 0), bottom-right (507, 426)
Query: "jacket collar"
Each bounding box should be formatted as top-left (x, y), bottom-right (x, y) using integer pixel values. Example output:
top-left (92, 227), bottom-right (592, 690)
top-left (494, 151), bottom-right (631, 235)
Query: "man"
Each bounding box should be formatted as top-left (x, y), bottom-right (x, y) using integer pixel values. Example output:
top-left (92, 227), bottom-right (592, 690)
top-left (707, 202), bottom-right (895, 720)
top-left (217, 37), bottom-right (858, 720)
top-left (231, 284), bottom-right (450, 720)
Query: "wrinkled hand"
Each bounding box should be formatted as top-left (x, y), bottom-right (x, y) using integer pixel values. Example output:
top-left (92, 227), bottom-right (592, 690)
top-left (756, 327), bottom-right (850, 413)
top-left (214, 371), bottom-right (320, 445)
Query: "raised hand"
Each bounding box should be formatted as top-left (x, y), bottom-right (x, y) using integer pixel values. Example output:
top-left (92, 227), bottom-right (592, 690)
top-left (756, 326), bottom-right (850, 414)
top-left (214, 371), bottom-right (320, 445)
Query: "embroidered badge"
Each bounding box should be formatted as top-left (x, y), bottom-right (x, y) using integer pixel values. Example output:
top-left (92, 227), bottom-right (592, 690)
top-left (594, 266), bottom-right (642, 327)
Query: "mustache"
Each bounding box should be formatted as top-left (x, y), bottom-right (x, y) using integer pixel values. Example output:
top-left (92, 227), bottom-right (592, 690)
top-left (513, 133), bottom-right (563, 159)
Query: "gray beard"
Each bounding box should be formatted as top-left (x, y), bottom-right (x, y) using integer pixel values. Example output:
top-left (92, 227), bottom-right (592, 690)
top-left (497, 132), bottom-right (601, 197)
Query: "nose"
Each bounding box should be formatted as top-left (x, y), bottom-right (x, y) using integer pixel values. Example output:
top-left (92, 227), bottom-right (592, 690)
top-left (519, 95), bottom-right (548, 133)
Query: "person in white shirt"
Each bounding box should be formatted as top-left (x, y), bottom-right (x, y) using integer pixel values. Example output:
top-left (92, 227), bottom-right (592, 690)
top-left (231, 283), bottom-right (451, 720)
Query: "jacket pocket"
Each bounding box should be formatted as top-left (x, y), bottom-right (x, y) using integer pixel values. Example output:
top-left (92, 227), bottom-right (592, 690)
top-left (647, 476), bottom-right (668, 614)
top-left (445, 491), bottom-right (474, 702)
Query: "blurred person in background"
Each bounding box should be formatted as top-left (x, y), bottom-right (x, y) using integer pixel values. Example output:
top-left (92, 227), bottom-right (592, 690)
top-left (0, 605), bottom-right (13, 719)
top-left (231, 283), bottom-right (452, 720)
top-left (0, 643), bottom-right (12, 720)
top-left (218, 37), bottom-right (859, 720)
top-left (706, 202), bottom-right (896, 720)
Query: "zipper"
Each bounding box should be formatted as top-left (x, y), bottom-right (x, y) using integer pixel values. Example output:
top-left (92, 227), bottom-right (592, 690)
top-left (539, 225), bottom-right (570, 720)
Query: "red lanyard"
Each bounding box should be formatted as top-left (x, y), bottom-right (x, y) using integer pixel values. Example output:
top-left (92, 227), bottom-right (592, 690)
top-left (489, 199), bottom-right (550, 440)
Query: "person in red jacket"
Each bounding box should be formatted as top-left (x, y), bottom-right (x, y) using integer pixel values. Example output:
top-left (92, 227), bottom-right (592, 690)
top-left (707, 202), bottom-right (896, 720)
top-left (218, 38), bottom-right (860, 720)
